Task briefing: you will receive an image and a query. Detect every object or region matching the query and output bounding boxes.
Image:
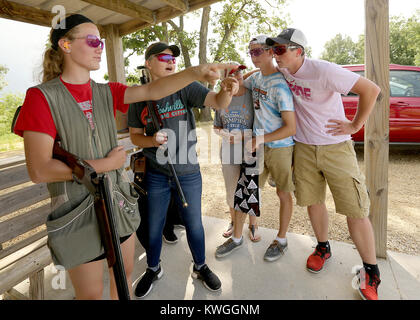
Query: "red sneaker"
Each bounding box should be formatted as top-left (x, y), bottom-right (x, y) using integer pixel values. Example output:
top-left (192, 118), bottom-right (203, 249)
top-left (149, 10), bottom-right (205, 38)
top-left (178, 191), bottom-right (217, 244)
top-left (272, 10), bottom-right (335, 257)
top-left (306, 245), bottom-right (332, 273)
top-left (357, 268), bottom-right (381, 300)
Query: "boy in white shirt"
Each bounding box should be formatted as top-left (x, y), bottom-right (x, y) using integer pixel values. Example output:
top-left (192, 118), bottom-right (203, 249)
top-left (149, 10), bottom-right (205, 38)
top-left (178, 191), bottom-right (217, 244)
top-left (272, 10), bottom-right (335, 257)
top-left (266, 28), bottom-right (381, 300)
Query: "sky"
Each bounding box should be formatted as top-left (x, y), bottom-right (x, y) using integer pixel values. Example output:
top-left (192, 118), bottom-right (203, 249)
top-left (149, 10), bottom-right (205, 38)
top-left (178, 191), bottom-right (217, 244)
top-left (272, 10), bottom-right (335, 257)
top-left (0, 0), bottom-right (419, 95)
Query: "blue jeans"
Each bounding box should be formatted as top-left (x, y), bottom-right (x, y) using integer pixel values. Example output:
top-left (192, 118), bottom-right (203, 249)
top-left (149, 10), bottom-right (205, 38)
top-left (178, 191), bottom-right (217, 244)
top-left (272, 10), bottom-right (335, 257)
top-left (145, 169), bottom-right (205, 268)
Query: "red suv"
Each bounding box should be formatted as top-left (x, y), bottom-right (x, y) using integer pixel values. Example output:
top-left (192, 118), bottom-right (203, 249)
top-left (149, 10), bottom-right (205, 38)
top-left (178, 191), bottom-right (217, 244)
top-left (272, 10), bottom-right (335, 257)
top-left (342, 64), bottom-right (420, 143)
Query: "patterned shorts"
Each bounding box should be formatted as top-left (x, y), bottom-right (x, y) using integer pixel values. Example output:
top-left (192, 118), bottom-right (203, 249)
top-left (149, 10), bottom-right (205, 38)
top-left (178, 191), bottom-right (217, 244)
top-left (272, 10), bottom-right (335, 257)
top-left (233, 163), bottom-right (261, 216)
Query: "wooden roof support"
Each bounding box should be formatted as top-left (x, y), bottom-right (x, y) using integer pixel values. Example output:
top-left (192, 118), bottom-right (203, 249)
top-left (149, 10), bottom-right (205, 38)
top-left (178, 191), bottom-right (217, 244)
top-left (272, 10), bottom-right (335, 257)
top-left (364, 0), bottom-right (390, 259)
top-left (103, 24), bottom-right (127, 130)
top-left (118, 0), bottom-right (221, 36)
top-left (0, 0), bottom-right (54, 27)
top-left (81, 0), bottom-right (155, 24)
top-left (159, 0), bottom-right (188, 12)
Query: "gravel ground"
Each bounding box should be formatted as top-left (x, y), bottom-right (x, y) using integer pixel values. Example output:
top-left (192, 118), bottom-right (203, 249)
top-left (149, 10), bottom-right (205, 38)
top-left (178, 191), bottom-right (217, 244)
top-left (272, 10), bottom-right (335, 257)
top-left (200, 137), bottom-right (420, 257)
top-left (1, 137), bottom-right (418, 256)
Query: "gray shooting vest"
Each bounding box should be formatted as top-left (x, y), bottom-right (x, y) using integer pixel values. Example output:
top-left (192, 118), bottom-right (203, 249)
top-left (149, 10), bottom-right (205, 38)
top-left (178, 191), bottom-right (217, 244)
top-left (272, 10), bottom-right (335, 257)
top-left (35, 77), bottom-right (140, 270)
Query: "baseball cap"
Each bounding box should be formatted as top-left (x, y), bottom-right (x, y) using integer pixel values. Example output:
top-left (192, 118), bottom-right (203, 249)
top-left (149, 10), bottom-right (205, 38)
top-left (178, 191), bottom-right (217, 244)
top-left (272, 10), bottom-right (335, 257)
top-left (266, 28), bottom-right (307, 48)
top-left (249, 35), bottom-right (269, 47)
top-left (51, 14), bottom-right (94, 51)
top-left (145, 42), bottom-right (180, 60)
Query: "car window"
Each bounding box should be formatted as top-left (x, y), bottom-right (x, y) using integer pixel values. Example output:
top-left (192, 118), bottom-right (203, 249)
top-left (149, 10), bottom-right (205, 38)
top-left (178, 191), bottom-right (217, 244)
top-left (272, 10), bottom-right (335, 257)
top-left (344, 69), bottom-right (420, 98)
top-left (346, 71), bottom-right (364, 96)
top-left (390, 70), bottom-right (420, 97)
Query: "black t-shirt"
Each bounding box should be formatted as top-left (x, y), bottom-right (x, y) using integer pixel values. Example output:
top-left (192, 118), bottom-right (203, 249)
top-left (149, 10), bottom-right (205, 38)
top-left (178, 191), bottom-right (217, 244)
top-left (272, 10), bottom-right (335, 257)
top-left (128, 81), bottom-right (210, 176)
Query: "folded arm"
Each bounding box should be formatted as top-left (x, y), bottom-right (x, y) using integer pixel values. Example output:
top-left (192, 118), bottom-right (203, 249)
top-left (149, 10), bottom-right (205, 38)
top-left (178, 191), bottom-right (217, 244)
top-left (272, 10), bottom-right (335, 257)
top-left (24, 131), bottom-right (126, 183)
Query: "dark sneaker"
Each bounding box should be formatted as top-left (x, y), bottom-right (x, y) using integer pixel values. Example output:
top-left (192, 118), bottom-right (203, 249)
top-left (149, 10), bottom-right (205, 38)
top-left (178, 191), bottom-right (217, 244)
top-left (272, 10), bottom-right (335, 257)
top-left (134, 266), bottom-right (163, 299)
top-left (215, 238), bottom-right (243, 258)
top-left (192, 264), bottom-right (221, 292)
top-left (263, 240), bottom-right (288, 262)
top-left (163, 230), bottom-right (178, 244)
top-left (306, 244), bottom-right (332, 273)
top-left (356, 267), bottom-right (381, 300)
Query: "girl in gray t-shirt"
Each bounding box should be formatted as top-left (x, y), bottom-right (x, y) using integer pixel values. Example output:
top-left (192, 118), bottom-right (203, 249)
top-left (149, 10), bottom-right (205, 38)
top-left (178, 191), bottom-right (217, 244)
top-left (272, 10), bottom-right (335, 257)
top-left (213, 65), bottom-right (262, 250)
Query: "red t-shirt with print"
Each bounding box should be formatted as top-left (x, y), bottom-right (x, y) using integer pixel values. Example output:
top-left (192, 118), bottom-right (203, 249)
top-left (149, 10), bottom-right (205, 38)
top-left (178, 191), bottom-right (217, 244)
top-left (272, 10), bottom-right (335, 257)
top-left (14, 78), bottom-right (129, 139)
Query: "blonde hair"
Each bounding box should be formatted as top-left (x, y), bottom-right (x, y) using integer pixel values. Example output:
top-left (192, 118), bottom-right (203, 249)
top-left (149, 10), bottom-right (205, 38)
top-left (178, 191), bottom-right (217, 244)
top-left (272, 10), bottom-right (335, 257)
top-left (41, 26), bottom-right (80, 83)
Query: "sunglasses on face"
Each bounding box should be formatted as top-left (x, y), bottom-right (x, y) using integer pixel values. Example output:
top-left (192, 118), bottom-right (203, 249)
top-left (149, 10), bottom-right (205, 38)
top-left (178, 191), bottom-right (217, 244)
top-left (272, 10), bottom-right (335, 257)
top-left (154, 53), bottom-right (176, 64)
top-left (248, 47), bottom-right (270, 57)
top-left (74, 34), bottom-right (104, 49)
top-left (272, 45), bottom-right (299, 56)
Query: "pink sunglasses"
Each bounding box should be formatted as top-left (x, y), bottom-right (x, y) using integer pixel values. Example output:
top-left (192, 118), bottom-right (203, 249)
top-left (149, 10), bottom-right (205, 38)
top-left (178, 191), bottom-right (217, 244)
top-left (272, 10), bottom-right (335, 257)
top-left (154, 53), bottom-right (176, 64)
top-left (74, 34), bottom-right (104, 49)
top-left (249, 47), bottom-right (270, 57)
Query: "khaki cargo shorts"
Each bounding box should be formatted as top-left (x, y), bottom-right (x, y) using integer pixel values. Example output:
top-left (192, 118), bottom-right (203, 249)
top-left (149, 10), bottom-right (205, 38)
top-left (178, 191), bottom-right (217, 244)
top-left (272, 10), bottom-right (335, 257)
top-left (259, 145), bottom-right (295, 192)
top-left (293, 140), bottom-right (370, 219)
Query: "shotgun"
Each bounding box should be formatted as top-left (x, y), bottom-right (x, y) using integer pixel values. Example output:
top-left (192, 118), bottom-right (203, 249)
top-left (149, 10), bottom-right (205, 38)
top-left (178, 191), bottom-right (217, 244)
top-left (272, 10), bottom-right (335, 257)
top-left (52, 139), bottom-right (131, 300)
top-left (138, 66), bottom-right (188, 208)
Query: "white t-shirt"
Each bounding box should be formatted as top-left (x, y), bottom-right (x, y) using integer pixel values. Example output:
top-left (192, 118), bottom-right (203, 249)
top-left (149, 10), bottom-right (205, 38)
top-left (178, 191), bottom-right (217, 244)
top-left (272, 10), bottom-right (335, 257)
top-left (243, 71), bottom-right (295, 148)
top-left (279, 58), bottom-right (360, 145)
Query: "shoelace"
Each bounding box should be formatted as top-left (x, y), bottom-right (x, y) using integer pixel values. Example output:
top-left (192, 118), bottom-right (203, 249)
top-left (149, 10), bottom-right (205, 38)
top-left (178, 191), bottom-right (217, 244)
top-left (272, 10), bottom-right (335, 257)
top-left (313, 245), bottom-right (328, 258)
top-left (144, 268), bottom-right (158, 281)
top-left (198, 265), bottom-right (212, 278)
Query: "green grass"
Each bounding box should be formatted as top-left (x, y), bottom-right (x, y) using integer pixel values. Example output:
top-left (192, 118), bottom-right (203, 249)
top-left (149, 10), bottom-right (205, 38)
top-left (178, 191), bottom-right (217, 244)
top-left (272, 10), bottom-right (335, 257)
top-left (0, 133), bottom-right (23, 152)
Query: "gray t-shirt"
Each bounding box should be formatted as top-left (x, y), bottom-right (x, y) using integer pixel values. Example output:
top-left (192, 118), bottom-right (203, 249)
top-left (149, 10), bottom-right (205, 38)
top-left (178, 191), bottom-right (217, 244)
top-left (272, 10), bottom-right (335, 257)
top-left (128, 81), bottom-right (209, 176)
top-left (214, 89), bottom-right (254, 164)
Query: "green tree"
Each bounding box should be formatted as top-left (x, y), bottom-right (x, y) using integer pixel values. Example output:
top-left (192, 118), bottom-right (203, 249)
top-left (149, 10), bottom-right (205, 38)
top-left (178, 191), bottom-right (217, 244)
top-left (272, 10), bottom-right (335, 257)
top-left (0, 92), bottom-right (24, 151)
top-left (0, 64), bottom-right (8, 92)
top-left (320, 34), bottom-right (364, 65)
top-left (389, 12), bottom-right (420, 65)
top-left (0, 93), bottom-right (24, 135)
top-left (121, 0), bottom-right (290, 122)
top-left (320, 12), bottom-right (420, 66)
top-left (209, 0), bottom-right (288, 64)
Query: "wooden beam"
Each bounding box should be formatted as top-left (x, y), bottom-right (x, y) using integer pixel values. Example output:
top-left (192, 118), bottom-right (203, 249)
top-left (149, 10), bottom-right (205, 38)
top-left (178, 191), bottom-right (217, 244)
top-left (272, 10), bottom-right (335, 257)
top-left (29, 270), bottom-right (44, 300)
top-left (3, 288), bottom-right (28, 300)
top-left (364, 0), bottom-right (390, 259)
top-left (118, 0), bottom-right (222, 36)
top-left (0, 0), bottom-right (54, 28)
top-left (103, 24), bottom-right (127, 130)
top-left (0, 245), bottom-right (51, 295)
top-left (160, 0), bottom-right (188, 12)
top-left (82, 0), bottom-right (154, 24)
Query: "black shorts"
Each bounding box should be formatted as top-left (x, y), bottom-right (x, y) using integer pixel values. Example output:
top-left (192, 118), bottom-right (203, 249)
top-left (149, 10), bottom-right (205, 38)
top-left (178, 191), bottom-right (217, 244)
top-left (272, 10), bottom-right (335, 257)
top-left (88, 234), bottom-right (132, 263)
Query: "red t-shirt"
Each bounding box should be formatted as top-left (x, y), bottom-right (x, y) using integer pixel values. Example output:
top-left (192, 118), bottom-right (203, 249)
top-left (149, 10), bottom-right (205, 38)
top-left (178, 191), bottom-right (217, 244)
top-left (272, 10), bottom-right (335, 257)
top-left (14, 78), bottom-right (129, 139)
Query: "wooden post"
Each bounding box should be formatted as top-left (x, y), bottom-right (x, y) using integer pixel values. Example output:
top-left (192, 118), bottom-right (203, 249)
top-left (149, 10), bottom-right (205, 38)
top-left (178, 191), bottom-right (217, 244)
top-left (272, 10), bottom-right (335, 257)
top-left (103, 24), bottom-right (127, 131)
top-left (29, 269), bottom-right (44, 300)
top-left (364, 0), bottom-right (390, 259)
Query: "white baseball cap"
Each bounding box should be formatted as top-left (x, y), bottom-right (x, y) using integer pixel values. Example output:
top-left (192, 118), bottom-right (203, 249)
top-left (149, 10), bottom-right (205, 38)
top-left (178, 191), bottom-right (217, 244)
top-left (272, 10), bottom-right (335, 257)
top-left (266, 28), bottom-right (307, 48)
top-left (249, 35), bottom-right (269, 47)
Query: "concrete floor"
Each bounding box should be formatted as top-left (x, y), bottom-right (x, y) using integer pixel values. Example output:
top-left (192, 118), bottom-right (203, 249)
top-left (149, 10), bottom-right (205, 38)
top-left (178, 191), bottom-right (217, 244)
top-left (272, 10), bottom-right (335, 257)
top-left (5, 215), bottom-right (420, 301)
